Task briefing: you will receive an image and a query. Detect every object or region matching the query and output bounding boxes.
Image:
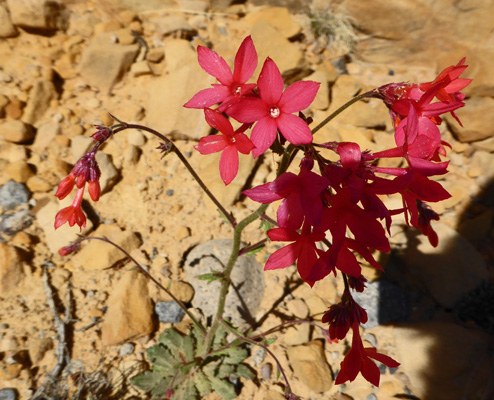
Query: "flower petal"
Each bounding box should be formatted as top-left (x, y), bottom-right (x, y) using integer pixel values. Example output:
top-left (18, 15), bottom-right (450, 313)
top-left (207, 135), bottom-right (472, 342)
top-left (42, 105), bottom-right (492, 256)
top-left (257, 58), bottom-right (284, 105)
top-left (195, 135), bottom-right (228, 154)
top-left (197, 46), bottom-right (233, 86)
top-left (243, 183), bottom-right (283, 203)
top-left (276, 113), bottom-right (313, 145)
top-left (184, 86), bottom-right (230, 109)
top-left (233, 36), bottom-right (258, 84)
top-left (279, 81), bottom-right (320, 113)
top-left (251, 117), bottom-right (278, 158)
top-left (219, 145), bottom-right (238, 185)
top-left (204, 108), bottom-right (234, 137)
top-left (227, 98), bottom-right (268, 123)
top-left (233, 132), bottom-right (255, 154)
top-left (264, 242), bottom-right (299, 270)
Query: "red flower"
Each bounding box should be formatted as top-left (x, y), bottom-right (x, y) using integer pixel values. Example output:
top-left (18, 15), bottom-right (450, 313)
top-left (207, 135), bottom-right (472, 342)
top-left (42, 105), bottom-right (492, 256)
top-left (227, 58), bottom-right (320, 158)
top-left (335, 323), bottom-right (399, 386)
top-left (265, 221), bottom-right (326, 285)
top-left (195, 109), bottom-right (255, 185)
top-left (184, 36), bottom-right (258, 111)
top-left (243, 167), bottom-right (329, 229)
top-left (54, 187), bottom-right (86, 230)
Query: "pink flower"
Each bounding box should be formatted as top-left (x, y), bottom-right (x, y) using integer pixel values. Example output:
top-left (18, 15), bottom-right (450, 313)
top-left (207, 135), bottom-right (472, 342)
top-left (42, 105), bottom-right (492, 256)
top-left (195, 109), bottom-right (255, 185)
top-left (184, 36), bottom-right (258, 111)
top-left (265, 221), bottom-right (326, 285)
top-left (228, 58), bottom-right (320, 158)
top-left (335, 323), bottom-right (399, 386)
top-left (54, 187), bottom-right (86, 230)
top-left (243, 167), bottom-right (329, 229)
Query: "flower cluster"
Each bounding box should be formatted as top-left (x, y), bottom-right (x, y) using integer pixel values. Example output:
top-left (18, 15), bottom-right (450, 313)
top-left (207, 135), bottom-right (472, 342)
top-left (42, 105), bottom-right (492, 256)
top-left (185, 37), bottom-right (471, 385)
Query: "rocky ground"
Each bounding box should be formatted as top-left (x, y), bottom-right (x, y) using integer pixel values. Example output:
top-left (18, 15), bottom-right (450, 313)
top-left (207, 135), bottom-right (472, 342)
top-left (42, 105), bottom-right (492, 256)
top-left (0, 0), bottom-right (493, 399)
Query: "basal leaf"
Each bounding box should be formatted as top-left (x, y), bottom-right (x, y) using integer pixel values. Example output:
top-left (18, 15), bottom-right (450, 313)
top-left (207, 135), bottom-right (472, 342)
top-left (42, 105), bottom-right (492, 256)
top-left (235, 363), bottom-right (255, 379)
top-left (193, 370), bottom-right (212, 397)
top-left (209, 376), bottom-right (236, 400)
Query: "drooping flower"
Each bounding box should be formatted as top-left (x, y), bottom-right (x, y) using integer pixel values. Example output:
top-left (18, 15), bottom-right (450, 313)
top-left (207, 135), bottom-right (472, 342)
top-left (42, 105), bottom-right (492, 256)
top-left (227, 57), bottom-right (320, 158)
top-left (195, 109), bottom-right (255, 185)
top-left (335, 323), bottom-right (399, 386)
top-left (184, 36), bottom-right (258, 111)
top-left (54, 187), bottom-right (86, 230)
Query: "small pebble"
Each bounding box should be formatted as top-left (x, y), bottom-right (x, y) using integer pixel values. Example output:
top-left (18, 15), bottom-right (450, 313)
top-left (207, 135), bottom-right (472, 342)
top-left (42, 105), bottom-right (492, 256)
top-left (166, 189), bottom-right (174, 196)
top-left (252, 348), bottom-right (266, 366)
top-left (261, 363), bottom-right (272, 381)
top-left (366, 394), bottom-right (377, 400)
top-left (119, 342), bottom-right (135, 357)
top-left (155, 301), bottom-right (185, 324)
top-left (0, 388), bottom-right (18, 400)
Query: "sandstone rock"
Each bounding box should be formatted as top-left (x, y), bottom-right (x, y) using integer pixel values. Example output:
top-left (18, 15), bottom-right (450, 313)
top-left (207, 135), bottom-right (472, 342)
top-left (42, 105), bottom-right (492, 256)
top-left (22, 79), bottom-right (58, 125)
top-left (469, 150), bottom-right (494, 189)
top-left (28, 337), bottom-right (53, 363)
top-left (160, 281), bottom-right (195, 303)
top-left (94, 152), bottom-right (119, 194)
top-left (101, 269), bottom-right (154, 345)
top-left (184, 239), bottom-right (264, 328)
top-left (5, 161), bottom-right (34, 183)
top-left (146, 47), bottom-right (164, 63)
top-left (115, 28), bottom-right (135, 45)
top-left (32, 121), bottom-right (60, 154)
top-left (36, 199), bottom-right (93, 255)
top-left (79, 33), bottom-right (139, 93)
top-left (250, 19), bottom-right (304, 77)
top-left (0, 120), bottom-right (34, 143)
top-left (0, 209), bottom-right (33, 235)
top-left (26, 175), bottom-right (52, 193)
top-left (447, 96), bottom-right (494, 143)
top-left (6, 0), bottom-right (68, 31)
top-left (70, 135), bottom-right (93, 161)
top-left (71, 224), bottom-right (141, 270)
top-left (394, 222), bottom-right (488, 308)
top-left (283, 324), bottom-right (310, 346)
top-left (394, 322), bottom-right (492, 400)
top-left (130, 60), bottom-right (152, 77)
top-left (146, 64), bottom-right (213, 140)
top-left (163, 38), bottom-right (197, 73)
top-left (152, 15), bottom-right (196, 38)
top-left (5, 96), bottom-right (24, 120)
top-left (286, 340), bottom-right (333, 393)
top-left (0, 242), bottom-right (25, 295)
top-left (304, 70), bottom-right (329, 110)
top-left (0, 5), bottom-right (18, 38)
top-left (244, 7), bottom-right (302, 39)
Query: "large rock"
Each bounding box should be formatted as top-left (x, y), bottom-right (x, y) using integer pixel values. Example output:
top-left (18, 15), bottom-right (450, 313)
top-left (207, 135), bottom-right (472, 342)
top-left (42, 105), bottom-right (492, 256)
top-left (447, 96), bottom-right (494, 143)
top-left (0, 242), bottom-right (25, 295)
top-left (0, 4), bottom-right (17, 37)
top-left (146, 64), bottom-right (213, 140)
top-left (244, 7), bottom-right (302, 39)
top-left (0, 120), bottom-right (35, 143)
top-left (0, 181), bottom-right (30, 211)
top-left (394, 322), bottom-right (492, 400)
top-left (6, 0), bottom-right (68, 31)
top-left (22, 79), bottom-right (58, 125)
top-left (71, 224), bottom-right (141, 270)
top-left (184, 239), bottom-right (265, 328)
top-left (286, 340), bottom-right (333, 393)
top-left (79, 33), bottom-right (139, 93)
top-left (101, 269), bottom-right (155, 345)
top-left (394, 222), bottom-right (488, 308)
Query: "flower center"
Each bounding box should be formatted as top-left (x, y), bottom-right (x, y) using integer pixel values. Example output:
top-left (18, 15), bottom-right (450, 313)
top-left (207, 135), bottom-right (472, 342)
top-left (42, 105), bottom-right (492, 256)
top-left (269, 106), bottom-right (280, 118)
top-left (233, 84), bottom-right (242, 96)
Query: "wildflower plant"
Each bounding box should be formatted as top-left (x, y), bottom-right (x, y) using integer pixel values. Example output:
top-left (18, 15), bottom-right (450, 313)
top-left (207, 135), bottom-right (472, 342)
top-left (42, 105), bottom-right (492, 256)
top-left (54, 35), bottom-right (471, 398)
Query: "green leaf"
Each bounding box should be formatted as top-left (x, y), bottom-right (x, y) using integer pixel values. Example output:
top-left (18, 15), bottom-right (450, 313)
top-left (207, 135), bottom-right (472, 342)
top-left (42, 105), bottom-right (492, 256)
top-left (235, 363), bottom-right (255, 379)
top-left (174, 378), bottom-right (198, 400)
top-left (193, 371), bottom-right (212, 397)
top-left (196, 271), bottom-right (223, 283)
top-left (264, 337), bottom-right (277, 346)
top-left (182, 335), bottom-right (195, 362)
top-left (130, 370), bottom-right (163, 392)
top-left (147, 346), bottom-right (176, 371)
top-left (216, 347), bottom-right (249, 365)
top-left (159, 328), bottom-right (184, 351)
top-left (244, 245), bottom-right (265, 256)
top-left (212, 323), bottom-right (229, 348)
top-left (209, 376), bottom-right (236, 400)
top-left (217, 363), bottom-right (235, 378)
top-left (260, 220), bottom-right (272, 232)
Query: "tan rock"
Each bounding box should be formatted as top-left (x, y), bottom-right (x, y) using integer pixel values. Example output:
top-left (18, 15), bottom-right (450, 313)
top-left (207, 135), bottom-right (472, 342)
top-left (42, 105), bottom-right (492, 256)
top-left (0, 242), bottom-right (25, 295)
top-left (447, 96), bottom-right (494, 143)
top-left (6, 0), bottom-right (68, 30)
top-left (251, 19), bottom-right (304, 77)
top-left (305, 70), bottom-right (329, 110)
top-left (160, 281), bottom-right (195, 303)
top-left (22, 79), bottom-right (58, 125)
top-left (79, 33), bottom-right (139, 93)
top-left (116, 28), bottom-right (135, 45)
top-left (5, 160), bottom-right (34, 183)
top-left (394, 322), bottom-right (492, 400)
top-left (244, 7), bottom-right (302, 39)
top-left (283, 324), bottom-right (310, 346)
top-left (26, 175), bottom-right (52, 192)
top-left (95, 152), bottom-right (119, 194)
top-left (0, 4), bottom-right (17, 38)
top-left (71, 224), bottom-right (141, 270)
top-left (101, 270), bottom-right (154, 345)
top-left (28, 337), bottom-right (53, 363)
top-left (146, 48), bottom-right (164, 63)
top-left (286, 340), bottom-right (333, 393)
top-left (152, 15), bottom-right (195, 37)
top-left (0, 120), bottom-right (34, 143)
top-left (32, 121), bottom-right (60, 154)
top-left (5, 96), bottom-right (24, 119)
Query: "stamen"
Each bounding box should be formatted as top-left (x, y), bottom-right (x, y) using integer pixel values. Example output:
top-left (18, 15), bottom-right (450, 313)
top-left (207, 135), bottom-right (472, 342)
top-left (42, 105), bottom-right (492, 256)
top-left (269, 106), bottom-right (280, 118)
